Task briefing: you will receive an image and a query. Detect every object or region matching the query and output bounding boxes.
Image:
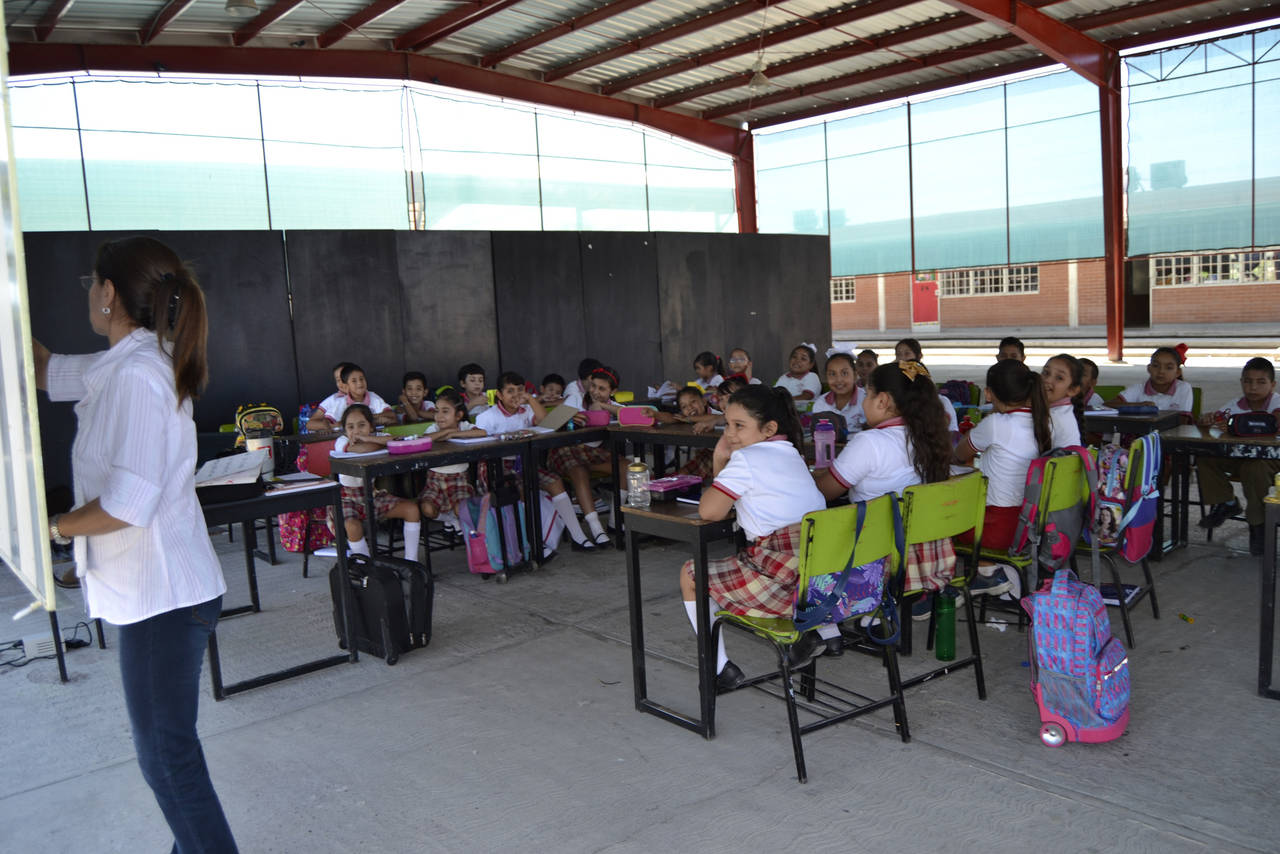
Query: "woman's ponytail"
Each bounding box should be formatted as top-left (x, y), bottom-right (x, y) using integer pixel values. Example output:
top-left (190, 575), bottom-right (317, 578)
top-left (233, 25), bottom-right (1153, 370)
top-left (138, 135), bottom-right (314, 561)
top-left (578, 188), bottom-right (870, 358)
top-left (157, 269), bottom-right (209, 404)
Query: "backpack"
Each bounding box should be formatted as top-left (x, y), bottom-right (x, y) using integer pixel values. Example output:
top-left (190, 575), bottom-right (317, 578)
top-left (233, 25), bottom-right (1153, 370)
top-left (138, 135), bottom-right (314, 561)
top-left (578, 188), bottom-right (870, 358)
top-left (1009, 446), bottom-right (1097, 573)
top-left (234, 403), bottom-right (284, 447)
top-left (1090, 432), bottom-right (1160, 562)
top-left (298, 401), bottom-right (321, 435)
top-left (939, 380), bottom-right (975, 407)
top-left (278, 507), bottom-right (334, 553)
top-left (1021, 569), bottom-right (1130, 744)
top-left (457, 480), bottom-right (530, 578)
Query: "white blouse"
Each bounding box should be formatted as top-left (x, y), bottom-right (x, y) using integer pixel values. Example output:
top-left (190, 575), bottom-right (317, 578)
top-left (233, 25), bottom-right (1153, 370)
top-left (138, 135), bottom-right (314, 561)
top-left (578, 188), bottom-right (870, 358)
top-left (47, 329), bottom-right (226, 625)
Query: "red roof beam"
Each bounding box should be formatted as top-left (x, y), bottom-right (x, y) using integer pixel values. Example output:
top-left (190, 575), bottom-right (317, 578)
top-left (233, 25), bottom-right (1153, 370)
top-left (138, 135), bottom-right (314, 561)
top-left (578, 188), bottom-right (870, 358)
top-left (140, 0), bottom-right (197, 45)
top-left (393, 0), bottom-right (525, 52)
top-left (544, 0), bottom-right (769, 82)
top-left (940, 0), bottom-right (1117, 89)
top-left (36, 0), bottom-right (75, 41)
top-left (233, 0), bottom-right (307, 47)
top-left (318, 0), bottom-right (410, 49)
top-left (482, 0), bottom-right (656, 67)
top-left (654, 13), bottom-right (989, 108)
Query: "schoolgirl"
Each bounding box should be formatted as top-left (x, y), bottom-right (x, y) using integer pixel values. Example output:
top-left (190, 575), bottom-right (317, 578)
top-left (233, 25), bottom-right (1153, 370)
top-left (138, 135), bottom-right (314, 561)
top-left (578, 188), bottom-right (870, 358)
top-left (676, 386), bottom-right (826, 690)
top-left (415, 389), bottom-right (485, 529)
top-left (1112, 345), bottom-right (1194, 421)
top-left (1041, 353), bottom-right (1084, 447)
top-left (774, 343), bottom-right (821, 401)
top-left (811, 351), bottom-right (866, 431)
top-left (308, 363), bottom-right (395, 430)
top-left (562, 358), bottom-right (602, 409)
top-left (954, 360), bottom-right (1052, 595)
top-left (890, 339), bottom-right (959, 434)
top-left (332, 404), bottom-right (421, 558)
top-left (692, 351), bottom-right (725, 392)
top-left (855, 349), bottom-right (879, 388)
top-left (725, 347), bottom-right (763, 384)
top-left (547, 366), bottom-right (623, 547)
top-left (1079, 358), bottom-right (1104, 408)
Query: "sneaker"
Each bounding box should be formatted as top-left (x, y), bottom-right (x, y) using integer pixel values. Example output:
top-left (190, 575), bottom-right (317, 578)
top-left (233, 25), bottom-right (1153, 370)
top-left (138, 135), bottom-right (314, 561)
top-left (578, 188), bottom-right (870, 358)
top-left (969, 568), bottom-right (1012, 597)
top-left (910, 593), bottom-right (933, 622)
top-left (1200, 498), bottom-right (1241, 530)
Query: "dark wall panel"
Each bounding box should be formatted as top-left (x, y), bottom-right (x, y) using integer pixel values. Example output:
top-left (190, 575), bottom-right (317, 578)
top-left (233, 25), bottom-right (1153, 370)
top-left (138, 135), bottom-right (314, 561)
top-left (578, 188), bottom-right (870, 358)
top-left (287, 230), bottom-right (404, 406)
top-left (655, 233), bottom-right (734, 385)
top-left (579, 232), bottom-right (661, 394)
top-left (491, 232), bottom-right (586, 384)
top-left (396, 231), bottom-right (498, 392)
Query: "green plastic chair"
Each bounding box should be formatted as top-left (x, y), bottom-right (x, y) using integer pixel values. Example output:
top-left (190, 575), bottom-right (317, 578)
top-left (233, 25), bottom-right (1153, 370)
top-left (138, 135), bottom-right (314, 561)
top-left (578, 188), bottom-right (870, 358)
top-left (1191, 386), bottom-right (1202, 419)
top-left (1094, 384), bottom-right (1124, 403)
top-left (715, 494), bottom-right (908, 783)
top-left (384, 422), bottom-right (432, 438)
top-left (897, 472), bottom-right (988, 700)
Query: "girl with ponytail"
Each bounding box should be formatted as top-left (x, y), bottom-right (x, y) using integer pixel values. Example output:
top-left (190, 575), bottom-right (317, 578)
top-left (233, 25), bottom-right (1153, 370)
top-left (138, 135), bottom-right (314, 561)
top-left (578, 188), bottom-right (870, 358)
top-left (676, 385), bottom-right (825, 690)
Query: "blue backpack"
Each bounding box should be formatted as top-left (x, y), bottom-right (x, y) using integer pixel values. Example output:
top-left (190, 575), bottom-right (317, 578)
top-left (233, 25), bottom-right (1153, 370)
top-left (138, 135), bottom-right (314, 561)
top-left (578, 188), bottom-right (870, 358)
top-left (1090, 432), bottom-right (1161, 562)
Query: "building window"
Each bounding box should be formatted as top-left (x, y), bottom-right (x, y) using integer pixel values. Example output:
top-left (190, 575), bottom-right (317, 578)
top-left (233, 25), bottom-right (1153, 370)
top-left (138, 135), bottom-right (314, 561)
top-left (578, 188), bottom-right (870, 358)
top-left (830, 276), bottom-right (856, 302)
top-left (939, 265), bottom-right (1039, 297)
top-left (1151, 249), bottom-right (1278, 286)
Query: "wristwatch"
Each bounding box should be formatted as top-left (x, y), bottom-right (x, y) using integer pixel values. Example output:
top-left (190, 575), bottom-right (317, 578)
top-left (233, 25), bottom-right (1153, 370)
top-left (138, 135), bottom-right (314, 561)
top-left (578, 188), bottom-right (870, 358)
top-left (49, 514), bottom-right (72, 546)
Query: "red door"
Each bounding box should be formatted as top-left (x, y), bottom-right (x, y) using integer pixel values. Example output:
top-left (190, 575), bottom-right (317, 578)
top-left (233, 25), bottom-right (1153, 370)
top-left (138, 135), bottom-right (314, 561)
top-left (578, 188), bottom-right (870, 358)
top-left (912, 272), bottom-right (938, 324)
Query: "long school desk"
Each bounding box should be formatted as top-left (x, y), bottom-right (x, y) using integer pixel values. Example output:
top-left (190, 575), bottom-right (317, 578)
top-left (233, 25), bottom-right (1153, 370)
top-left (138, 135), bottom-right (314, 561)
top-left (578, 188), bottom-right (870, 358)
top-left (526, 426), bottom-right (610, 549)
top-left (1261, 500), bottom-right (1280, 700)
top-left (608, 423), bottom-right (720, 548)
top-left (1162, 425), bottom-right (1280, 552)
top-left (1083, 409), bottom-right (1182, 438)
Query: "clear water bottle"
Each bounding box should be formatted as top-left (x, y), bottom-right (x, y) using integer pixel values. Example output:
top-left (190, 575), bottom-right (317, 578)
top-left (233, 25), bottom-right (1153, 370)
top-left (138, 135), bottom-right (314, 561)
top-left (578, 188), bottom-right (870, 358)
top-left (813, 420), bottom-right (836, 470)
top-left (626, 457), bottom-right (651, 508)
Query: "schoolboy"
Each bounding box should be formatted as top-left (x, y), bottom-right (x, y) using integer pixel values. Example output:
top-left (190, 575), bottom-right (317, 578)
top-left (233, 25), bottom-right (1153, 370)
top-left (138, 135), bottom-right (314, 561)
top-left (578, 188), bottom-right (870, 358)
top-left (397, 370), bottom-right (435, 424)
top-left (458, 362), bottom-right (489, 417)
top-left (997, 336), bottom-right (1025, 363)
top-left (540, 373), bottom-right (566, 406)
top-left (1197, 357), bottom-right (1280, 555)
top-left (1079, 358), bottom-right (1104, 408)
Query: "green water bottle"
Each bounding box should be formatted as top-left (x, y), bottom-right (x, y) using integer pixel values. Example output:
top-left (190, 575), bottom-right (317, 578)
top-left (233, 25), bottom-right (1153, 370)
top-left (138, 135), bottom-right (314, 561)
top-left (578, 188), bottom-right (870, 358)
top-left (935, 592), bottom-right (956, 662)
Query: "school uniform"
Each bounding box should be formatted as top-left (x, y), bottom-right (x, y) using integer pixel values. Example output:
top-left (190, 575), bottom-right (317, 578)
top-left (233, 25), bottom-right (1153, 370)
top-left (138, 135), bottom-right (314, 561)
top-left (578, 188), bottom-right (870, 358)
top-left (562, 380), bottom-right (587, 410)
top-left (416, 422), bottom-right (478, 514)
top-left (693, 374), bottom-right (725, 392)
top-left (774, 372), bottom-right (822, 399)
top-left (683, 439), bottom-right (826, 618)
top-left (548, 404), bottom-right (612, 474)
top-left (1118, 378), bottom-right (1194, 416)
top-left (962, 409), bottom-right (1043, 550)
top-left (395, 399), bottom-right (435, 424)
top-left (1049, 399), bottom-right (1081, 448)
top-left (1086, 392), bottom-right (1104, 409)
top-left (812, 388), bottom-right (867, 431)
top-left (1197, 391), bottom-right (1280, 525)
top-left (332, 435), bottom-right (402, 521)
top-left (939, 394), bottom-right (960, 432)
top-left (318, 390), bottom-right (392, 424)
top-left (474, 402), bottom-right (560, 492)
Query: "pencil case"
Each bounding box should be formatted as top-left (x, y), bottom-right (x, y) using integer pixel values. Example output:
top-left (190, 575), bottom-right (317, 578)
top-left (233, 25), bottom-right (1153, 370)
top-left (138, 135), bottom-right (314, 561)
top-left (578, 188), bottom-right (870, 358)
top-left (647, 474), bottom-right (704, 501)
top-left (386, 436), bottom-right (433, 455)
top-left (582, 410), bottom-right (611, 427)
top-left (618, 406), bottom-right (655, 427)
top-left (1116, 404), bottom-right (1158, 416)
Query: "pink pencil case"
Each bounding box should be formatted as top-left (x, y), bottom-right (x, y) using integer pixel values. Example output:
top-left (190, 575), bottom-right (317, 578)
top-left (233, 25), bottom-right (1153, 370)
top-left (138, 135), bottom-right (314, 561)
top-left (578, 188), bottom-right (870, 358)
top-left (386, 436), bottom-right (433, 455)
top-left (648, 474), bottom-right (704, 493)
top-left (582, 410), bottom-right (611, 427)
top-left (618, 406), bottom-right (655, 427)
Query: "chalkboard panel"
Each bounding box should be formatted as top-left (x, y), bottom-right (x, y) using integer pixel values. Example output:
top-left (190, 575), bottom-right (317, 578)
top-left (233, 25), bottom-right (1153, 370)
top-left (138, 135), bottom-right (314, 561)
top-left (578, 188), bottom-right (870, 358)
top-left (579, 232), bottom-right (661, 394)
top-left (491, 232), bottom-right (585, 384)
top-left (397, 231), bottom-right (498, 392)
top-left (655, 232), bottom-right (733, 385)
top-left (287, 230), bottom-right (405, 407)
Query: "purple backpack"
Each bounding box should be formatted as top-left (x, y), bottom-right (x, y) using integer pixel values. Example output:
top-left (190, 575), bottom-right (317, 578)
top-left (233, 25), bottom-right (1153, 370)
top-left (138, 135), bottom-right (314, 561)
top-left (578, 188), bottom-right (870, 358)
top-left (458, 493), bottom-right (529, 575)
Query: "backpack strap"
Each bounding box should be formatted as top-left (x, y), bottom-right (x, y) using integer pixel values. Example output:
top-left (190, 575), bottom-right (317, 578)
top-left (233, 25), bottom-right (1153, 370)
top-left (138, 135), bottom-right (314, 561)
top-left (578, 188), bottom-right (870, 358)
top-left (865, 496), bottom-right (905, 647)
top-left (794, 502), bottom-right (867, 633)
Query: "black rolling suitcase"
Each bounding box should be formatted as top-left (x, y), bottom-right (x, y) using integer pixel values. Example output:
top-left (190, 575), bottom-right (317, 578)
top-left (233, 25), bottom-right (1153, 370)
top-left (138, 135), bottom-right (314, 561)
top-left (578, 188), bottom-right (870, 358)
top-left (329, 553), bottom-right (433, 665)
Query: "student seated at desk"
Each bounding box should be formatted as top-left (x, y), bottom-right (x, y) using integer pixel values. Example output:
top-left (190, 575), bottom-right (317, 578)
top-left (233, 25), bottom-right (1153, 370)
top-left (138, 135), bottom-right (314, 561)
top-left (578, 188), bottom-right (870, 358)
top-left (1041, 353), bottom-right (1084, 447)
top-left (538, 373), bottom-right (566, 407)
top-left (475, 371), bottom-right (599, 553)
top-left (657, 385), bottom-right (726, 479)
top-left (1107, 345), bottom-right (1194, 422)
top-left (396, 370), bottom-right (435, 425)
top-left (1079, 358), bottom-right (1104, 409)
top-left (856, 349), bottom-right (878, 389)
top-left (774, 343), bottom-right (821, 401)
top-left (691, 350), bottom-right (725, 393)
top-left (562, 358), bottom-right (602, 409)
top-left (331, 404), bottom-right (421, 558)
top-left (457, 362), bottom-right (490, 419)
top-left (414, 389), bottom-right (485, 532)
top-left (547, 366), bottom-right (624, 547)
top-left (677, 386), bottom-right (826, 691)
top-left (997, 336), bottom-right (1026, 363)
top-left (1197, 357), bottom-right (1280, 555)
top-left (726, 347), bottom-right (762, 385)
top-left (308, 363), bottom-right (396, 431)
top-left (812, 351), bottom-right (866, 431)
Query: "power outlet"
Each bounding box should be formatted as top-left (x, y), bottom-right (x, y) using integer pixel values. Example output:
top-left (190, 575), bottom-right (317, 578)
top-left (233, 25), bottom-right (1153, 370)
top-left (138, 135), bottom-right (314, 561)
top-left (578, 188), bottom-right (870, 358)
top-left (20, 633), bottom-right (59, 659)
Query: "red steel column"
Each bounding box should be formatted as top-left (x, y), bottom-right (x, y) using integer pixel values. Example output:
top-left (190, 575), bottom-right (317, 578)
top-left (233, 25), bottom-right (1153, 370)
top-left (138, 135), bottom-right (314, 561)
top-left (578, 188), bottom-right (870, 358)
top-left (734, 132), bottom-right (758, 234)
top-left (1099, 62), bottom-right (1124, 362)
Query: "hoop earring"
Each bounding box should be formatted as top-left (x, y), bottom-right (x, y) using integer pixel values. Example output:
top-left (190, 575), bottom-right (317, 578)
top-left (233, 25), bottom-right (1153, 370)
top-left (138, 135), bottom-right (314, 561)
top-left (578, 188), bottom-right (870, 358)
top-left (101, 307), bottom-right (111, 315)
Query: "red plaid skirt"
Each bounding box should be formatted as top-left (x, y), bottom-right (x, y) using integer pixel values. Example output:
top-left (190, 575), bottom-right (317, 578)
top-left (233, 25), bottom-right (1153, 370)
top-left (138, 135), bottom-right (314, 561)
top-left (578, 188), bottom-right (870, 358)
top-left (683, 524), bottom-right (803, 618)
top-left (903, 538), bottom-right (957, 594)
top-left (678, 448), bottom-right (713, 479)
top-left (548, 443), bottom-right (610, 475)
top-left (338, 485), bottom-right (403, 521)
top-left (417, 470), bottom-right (475, 515)
top-left (480, 458), bottom-right (561, 494)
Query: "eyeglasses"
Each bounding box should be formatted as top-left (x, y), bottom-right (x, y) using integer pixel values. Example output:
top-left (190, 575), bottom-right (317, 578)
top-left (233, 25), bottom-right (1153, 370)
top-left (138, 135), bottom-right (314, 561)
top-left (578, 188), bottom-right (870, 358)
top-left (79, 275), bottom-right (95, 291)
top-left (727, 356), bottom-right (749, 364)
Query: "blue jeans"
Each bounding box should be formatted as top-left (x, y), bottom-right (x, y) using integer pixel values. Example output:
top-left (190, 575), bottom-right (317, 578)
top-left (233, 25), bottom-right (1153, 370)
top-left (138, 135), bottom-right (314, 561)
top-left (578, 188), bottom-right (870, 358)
top-left (118, 597), bottom-right (239, 854)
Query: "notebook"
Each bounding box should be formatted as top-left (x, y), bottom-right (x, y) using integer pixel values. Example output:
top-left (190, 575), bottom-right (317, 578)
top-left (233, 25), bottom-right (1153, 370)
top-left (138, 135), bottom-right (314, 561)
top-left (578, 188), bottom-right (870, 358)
top-left (537, 404), bottom-right (581, 432)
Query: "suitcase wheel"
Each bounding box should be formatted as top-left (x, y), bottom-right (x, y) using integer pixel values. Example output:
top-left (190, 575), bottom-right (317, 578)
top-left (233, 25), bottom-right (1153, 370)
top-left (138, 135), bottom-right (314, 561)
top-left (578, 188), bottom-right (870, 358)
top-left (1040, 723), bottom-right (1067, 747)
top-left (495, 571), bottom-right (509, 585)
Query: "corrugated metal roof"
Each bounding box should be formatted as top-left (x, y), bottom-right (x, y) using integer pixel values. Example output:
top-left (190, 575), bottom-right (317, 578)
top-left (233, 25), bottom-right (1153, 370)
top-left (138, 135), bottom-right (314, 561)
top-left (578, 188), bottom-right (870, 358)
top-left (8, 0), bottom-right (1274, 131)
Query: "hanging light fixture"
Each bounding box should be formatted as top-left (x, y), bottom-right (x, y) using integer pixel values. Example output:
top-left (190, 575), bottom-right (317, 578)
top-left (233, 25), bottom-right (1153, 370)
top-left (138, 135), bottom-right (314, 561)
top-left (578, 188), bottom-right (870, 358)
top-left (749, 57), bottom-right (770, 91)
top-left (225, 0), bottom-right (259, 17)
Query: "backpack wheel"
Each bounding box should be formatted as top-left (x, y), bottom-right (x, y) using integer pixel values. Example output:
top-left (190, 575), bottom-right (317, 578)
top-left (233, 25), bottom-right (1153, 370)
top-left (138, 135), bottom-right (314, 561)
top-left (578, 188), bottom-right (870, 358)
top-left (1040, 723), bottom-right (1067, 747)
top-left (495, 571), bottom-right (509, 584)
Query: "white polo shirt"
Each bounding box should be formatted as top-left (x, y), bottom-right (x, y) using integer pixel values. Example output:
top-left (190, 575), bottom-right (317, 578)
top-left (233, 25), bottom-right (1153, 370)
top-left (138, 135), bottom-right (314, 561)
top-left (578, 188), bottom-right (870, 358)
top-left (964, 409), bottom-right (1042, 507)
top-left (829, 419), bottom-right (920, 502)
top-left (1219, 392), bottom-right (1280, 416)
top-left (475, 403), bottom-right (535, 461)
top-left (318, 389), bottom-right (392, 424)
top-left (711, 439), bottom-right (826, 540)
top-left (1049, 399), bottom-right (1081, 448)
top-left (1118, 378), bottom-right (1193, 415)
top-left (774, 372), bottom-right (822, 399)
top-left (812, 388), bottom-right (867, 431)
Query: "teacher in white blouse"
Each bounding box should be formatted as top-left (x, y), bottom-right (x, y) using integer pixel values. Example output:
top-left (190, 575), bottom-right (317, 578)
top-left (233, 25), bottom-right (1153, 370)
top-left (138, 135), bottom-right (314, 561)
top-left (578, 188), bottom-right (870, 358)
top-left (34, 236), bottom-right (238, 854)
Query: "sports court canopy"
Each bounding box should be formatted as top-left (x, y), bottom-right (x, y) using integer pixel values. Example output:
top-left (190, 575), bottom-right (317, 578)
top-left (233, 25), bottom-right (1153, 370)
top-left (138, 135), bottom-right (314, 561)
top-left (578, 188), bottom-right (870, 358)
top-left (6, 0), bottom-right (1275, 357)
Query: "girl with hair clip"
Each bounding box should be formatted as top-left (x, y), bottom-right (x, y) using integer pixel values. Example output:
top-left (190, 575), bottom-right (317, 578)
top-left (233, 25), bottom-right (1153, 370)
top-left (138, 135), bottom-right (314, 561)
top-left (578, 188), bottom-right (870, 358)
top-left (332, 404), bottom-right (422, 559)
top-left (775, 342), bottom-right (822, 401)
top-left (953, 359), bottom-right (1053, 596)
top-left (33, 236), bottom-right (238, 851)
top-left (1041, 353), bottom-right (1084, 447)
top-left (812, 350), bottom-right (867, 432)
top-left (416, 389), bottom-right (486, 531)
top-left (691, 350), bottom-right (725, 392)
top-left (677, 386), bottom-right (826, 690)
top-left (547, 365), bottom-right (624, 547)
top-left (1110, 344), bottom-right (1195, 422)
top-left (812, 361), bottom-right (955, 639)
top-left (855, 349), bottom-right (879, 388)
top-left (725, 347), bottom-right (763, 384)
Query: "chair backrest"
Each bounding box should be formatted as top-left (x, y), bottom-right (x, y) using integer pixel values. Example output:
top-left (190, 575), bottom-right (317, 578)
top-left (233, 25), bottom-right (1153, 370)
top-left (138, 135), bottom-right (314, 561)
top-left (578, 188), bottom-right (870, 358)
top-left (1094, 384), bottom-right (1123, 402)
top-left (1042, 453), bottom-right (1093, 518)
top-left (797, 493), bottom-right (901, 589)
top-left (901, 472), bottom-right (987, 548)
top-left (299, 437), bottom-right (336, 478)
top-left (1191, 385), bottom-right (1202, 419)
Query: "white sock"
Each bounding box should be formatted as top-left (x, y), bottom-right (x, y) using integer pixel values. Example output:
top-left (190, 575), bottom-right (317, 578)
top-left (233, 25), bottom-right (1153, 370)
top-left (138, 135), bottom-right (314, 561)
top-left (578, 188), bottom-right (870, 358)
top-left (402, 521), bottom-right (421, 560)
top-left (584, 511), bottom-right (606, 539)
top-left (683, 600), bottom-right (729, 674)
top-left (551, 492), bottom-right (589, 544)
top-left (349, 537), bottom-right (370, 557)
top-left (438, 511), bottom-right (458, 531)
top-left (816, 623), bottom-right (840, 640)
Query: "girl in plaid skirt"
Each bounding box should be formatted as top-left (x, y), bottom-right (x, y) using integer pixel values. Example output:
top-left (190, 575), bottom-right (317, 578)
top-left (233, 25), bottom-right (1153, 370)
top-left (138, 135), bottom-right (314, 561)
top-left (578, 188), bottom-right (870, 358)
top-left (331, 404), bottom-right (421, 558)
top-left (416, 389), bottom-right (485, 529)
top-left (678, 385), bottom-right (826, 691)
top-left (548, 365), bottom-right (624, 547)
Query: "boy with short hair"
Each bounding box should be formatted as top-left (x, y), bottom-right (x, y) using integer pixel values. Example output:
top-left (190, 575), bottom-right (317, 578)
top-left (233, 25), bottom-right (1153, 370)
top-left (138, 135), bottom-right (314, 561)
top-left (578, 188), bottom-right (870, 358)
top-left (855, 349), bottom-right (878, 388)
top-left (997, 336), bottom-right (1025, 362)
top-left (540, 373), bottom-right (566, 406)
top-left (397, 370), bottom-right (435, 424)
top-left (1197, 357), bottom-right (1280, 555)
top-left (457, 362), bottom-right (489, 418)
top-left (1079, 358), bottom-right (1103, 408)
